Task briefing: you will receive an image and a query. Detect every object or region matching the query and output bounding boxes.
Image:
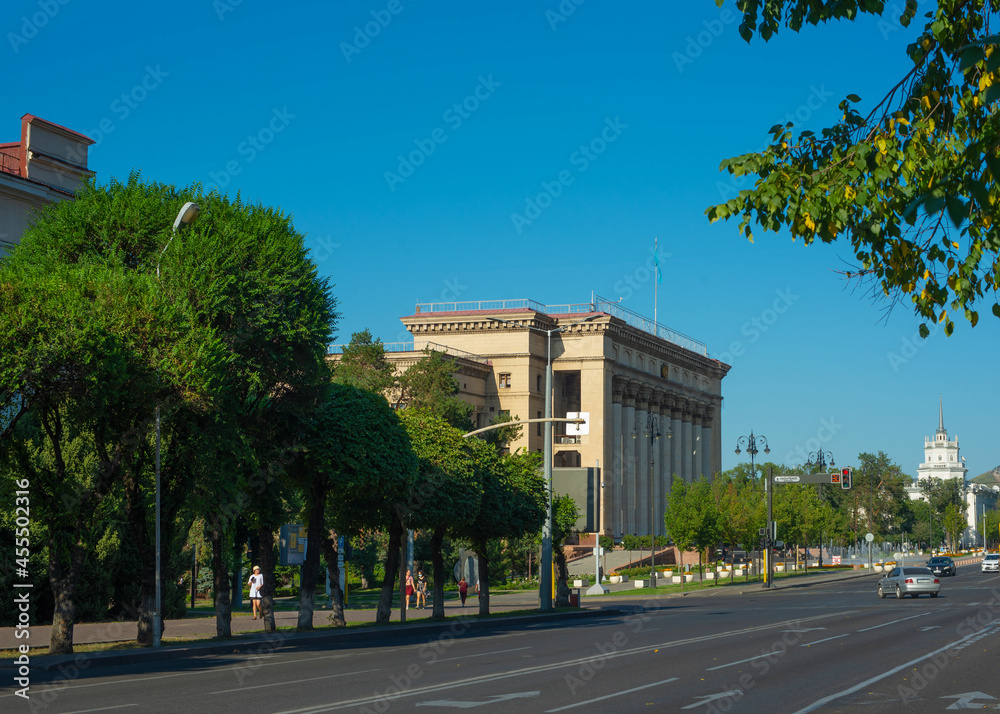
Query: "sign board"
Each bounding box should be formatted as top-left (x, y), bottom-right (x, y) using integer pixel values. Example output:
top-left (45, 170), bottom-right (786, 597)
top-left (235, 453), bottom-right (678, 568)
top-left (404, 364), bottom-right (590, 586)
top-left (566, 412), bottom-right (590, 435)
top-left (280, 524), bottom-right (307, 566)
top-left (773, 473), bottom-right (840, 484)
top-left (833, 556), bottom-right (842, 565)
top-left (865, 532), bottom-right (875, 543)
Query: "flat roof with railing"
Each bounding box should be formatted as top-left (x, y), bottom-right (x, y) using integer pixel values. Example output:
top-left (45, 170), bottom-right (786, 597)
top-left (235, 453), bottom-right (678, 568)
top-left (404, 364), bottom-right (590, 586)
top-left (412, 295), bottom-right (708, 356)
top-left (328, 339), bottom-right (491, 364)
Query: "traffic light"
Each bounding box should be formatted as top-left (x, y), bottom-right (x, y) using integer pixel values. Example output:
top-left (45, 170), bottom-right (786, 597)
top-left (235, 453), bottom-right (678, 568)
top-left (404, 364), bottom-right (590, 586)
top-left (841, 467), bottom-right (852, 490)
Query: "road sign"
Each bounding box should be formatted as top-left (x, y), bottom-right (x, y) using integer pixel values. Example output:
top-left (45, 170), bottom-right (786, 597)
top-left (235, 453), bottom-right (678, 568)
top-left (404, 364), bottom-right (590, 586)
top-left (865, 532), bottom-right (874, 543)
top-left (772, 473), bottom-right (840, 484)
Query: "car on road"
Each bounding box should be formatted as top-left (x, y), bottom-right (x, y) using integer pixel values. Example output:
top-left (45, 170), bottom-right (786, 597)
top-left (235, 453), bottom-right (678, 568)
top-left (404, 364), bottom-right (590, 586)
top-left (878, 566), bottom-right (941, 599)
top-left (926, 556), bottom-right (957, 576)
top-left (983, 553), bottom-right (999, 573)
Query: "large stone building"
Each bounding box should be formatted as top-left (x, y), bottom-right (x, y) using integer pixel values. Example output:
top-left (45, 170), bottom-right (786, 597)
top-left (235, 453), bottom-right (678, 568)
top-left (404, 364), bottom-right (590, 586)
top-left (1, 113), bottom-right (93, 256)
top-left (334, 296), bottom-right (730, 540)
top-left (905, 398), bottom-right (998, 547)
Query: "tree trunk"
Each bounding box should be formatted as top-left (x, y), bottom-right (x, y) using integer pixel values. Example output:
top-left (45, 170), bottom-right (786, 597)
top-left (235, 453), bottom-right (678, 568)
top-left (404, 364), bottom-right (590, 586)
top-left (258, 525), bottom-right (277, 634)
top-left (123, 462), bottom-right (156, 646)
top-left (477, 550), bottom-right (490, 615)
top-left (430, 527), bottom-right (446, 620)
top-left (209, 517), bottom-right (232, 638)
top-left (298, 476), bottom-right (330, 630)
top-left (47, 538), bottom-right (86, 655)
top-left (376, 517), bottom-right (404, 623)
top-left (554, 548), bottom-right (571, 607)
top-left (320, 529), bottom-right (345, 627)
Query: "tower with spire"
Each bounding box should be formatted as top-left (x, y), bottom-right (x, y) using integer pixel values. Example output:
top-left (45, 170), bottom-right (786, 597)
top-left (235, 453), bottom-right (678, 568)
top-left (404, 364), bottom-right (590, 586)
top-left (916, 396), bottom-right (968, 483)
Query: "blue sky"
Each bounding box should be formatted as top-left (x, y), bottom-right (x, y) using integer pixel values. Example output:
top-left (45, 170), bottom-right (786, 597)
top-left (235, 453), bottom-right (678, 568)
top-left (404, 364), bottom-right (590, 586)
top-left (7, 0), bottom-right (997, 479)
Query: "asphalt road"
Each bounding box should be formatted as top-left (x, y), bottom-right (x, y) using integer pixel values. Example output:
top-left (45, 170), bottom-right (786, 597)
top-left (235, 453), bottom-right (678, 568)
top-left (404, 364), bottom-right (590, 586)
top-left (4, 569), bottom-right (999, 713)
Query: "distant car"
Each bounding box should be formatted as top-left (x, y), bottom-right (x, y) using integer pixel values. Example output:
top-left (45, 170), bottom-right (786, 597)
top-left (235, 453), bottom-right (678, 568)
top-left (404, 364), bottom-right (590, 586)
top-left (983, 554), bottom-right (999, 573)
top-left (926, 556), bottom-right (957, 577)
top-left (878, 566), bottom-right (941, 599)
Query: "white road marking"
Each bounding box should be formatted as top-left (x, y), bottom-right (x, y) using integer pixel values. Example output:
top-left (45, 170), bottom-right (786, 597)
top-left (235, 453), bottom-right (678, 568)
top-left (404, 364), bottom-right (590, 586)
top-left (794, 626), bottom-right (1000, 713)
top-left (417, 691), bottom-right (540, 708)
top-left (800, 634), bottom-right (849, 646)
top-left (941, 691), bottom-right (997, 709)
top-left (434, 646), bottom-right (532, 663)
top-left (706, 652), bottom-right (776, 671)
top-left (856, 612), bottom-right (929, 632)
top-left (681, 690), bottom-right (743, 709)
top-left (210, 667), bottom-right (380, 695)
top-left (545, 678), bottom-right (679, 712)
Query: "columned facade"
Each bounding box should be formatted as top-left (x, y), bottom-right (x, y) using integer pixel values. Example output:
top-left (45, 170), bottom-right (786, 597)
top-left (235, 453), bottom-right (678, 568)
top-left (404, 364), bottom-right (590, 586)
top-left (394, 298), bottom-right (730, 541)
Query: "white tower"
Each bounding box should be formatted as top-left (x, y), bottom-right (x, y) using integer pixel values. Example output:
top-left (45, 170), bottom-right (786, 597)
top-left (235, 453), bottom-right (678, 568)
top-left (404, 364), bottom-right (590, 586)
top-left (916, 396), bottom-right (968, 484)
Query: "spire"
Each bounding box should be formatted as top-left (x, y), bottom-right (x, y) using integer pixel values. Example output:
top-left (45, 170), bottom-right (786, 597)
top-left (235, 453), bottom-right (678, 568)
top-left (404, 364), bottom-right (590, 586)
top-left (939, 394), bottom-right (944, 431)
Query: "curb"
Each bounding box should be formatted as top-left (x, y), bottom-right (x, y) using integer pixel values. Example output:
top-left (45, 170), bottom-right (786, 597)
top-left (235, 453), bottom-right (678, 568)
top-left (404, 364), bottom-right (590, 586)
top-left (1, 607), bottom-right (621, 673)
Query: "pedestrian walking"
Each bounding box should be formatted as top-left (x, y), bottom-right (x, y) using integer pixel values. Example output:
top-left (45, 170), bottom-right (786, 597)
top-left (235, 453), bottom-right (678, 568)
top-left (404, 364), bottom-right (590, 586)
top-left (248, 566), bottom-right (263, 620)
top-left (458, 576), bottom-right (468, 606)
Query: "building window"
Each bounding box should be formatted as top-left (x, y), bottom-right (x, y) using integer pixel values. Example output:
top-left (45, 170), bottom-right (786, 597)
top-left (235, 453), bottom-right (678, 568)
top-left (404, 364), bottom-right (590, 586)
top-left (537, 410), bottom-right (542, 436)
top-left (499, 373), bottom-right (511, 388)
top-left (536, 374), bottom-right (542, 392)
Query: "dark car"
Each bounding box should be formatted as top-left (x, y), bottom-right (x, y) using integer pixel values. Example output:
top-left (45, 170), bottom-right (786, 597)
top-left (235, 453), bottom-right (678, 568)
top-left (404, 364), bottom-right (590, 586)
top-left (926, 556), bottom-right (957, 576)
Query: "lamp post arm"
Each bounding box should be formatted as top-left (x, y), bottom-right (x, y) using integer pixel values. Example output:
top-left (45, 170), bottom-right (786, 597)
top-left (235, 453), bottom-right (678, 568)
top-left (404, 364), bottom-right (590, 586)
top-left (462, 417), bottom-right (584, 438)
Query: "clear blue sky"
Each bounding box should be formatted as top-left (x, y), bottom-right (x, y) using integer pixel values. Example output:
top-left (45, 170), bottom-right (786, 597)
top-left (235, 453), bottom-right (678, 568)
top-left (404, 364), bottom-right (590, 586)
top-left (8, 0), bottom-right (997, 479)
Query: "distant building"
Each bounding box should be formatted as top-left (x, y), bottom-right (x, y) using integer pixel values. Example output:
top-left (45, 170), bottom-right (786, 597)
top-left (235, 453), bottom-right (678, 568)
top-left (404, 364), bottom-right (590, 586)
top-left (0, 113), bottom-right (94, 256)
top-left (331, 296), bottom-right (730, 540)
top-left (906, 398), bottom-right (997, 547)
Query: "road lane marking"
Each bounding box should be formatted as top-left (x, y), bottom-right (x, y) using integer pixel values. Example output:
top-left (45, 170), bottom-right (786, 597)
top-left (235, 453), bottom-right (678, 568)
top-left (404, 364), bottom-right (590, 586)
top-left (418, 691), bottom-right (540, 708)
top-left (681, 690), bottom-right (743, 709)
top-left (60, 706), bottom-right (139, 713)
top-left (545, 678), bottom-right (679, 712)
top-left (273, 611), bottom-right (858, 713)
top-left (793, 624), bottom-right (1000, 713)
top-left (800, 634), bottom-right (849, 646)
top-left (434, 646), bottom-right (532, 663)
top-left (210, 667), bottom-right (381, 695)
top-left (856, 612), bottom-right (929, 632)
top-left (706, 652), bottom-right (775, 671)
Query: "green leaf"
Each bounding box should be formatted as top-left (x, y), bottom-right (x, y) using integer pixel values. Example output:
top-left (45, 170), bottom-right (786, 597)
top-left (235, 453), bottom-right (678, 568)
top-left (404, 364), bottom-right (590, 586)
top-left (959, 45), bottom-right (986, 70)
top-left (945, 196), bottom-right (966, 227)
top-left (845, 93), bottom-right (862, 103)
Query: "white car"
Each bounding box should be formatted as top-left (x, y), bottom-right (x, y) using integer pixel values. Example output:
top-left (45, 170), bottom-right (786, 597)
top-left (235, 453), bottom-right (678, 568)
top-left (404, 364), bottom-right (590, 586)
top-left (982, 553), bottom-right (999, 573)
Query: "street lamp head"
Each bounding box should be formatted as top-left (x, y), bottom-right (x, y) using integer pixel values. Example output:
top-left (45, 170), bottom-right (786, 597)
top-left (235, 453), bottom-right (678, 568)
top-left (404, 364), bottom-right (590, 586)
top-left (763, 446), bottom-right (770, 455)
top-left (735, 447), bottom-right (741, 455)
top-left (172, 201), bottom-right (200, 233)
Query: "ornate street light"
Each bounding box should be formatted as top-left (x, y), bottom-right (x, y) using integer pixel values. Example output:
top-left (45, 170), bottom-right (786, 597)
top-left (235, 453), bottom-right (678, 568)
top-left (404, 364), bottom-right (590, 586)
top-left (735, 431), bottom-right (769, 484)
top-left (632, 414), bottom-right (669, 587)
top-left (806, 449), bottom-right (835, 567)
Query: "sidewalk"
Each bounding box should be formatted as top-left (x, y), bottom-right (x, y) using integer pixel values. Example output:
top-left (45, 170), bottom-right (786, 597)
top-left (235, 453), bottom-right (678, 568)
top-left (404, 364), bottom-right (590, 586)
top-left (1, 567), bottom-right (880, 661)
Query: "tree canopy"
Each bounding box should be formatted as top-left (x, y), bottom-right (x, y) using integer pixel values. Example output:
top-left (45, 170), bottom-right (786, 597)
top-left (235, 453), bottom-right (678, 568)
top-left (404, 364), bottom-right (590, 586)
top-left (708, 0), bottom-right (1000, 336)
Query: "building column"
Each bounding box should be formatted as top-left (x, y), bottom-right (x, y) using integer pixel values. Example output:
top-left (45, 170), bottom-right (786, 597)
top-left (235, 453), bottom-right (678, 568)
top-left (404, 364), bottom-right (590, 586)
top-left (649, 390), bottom-right (665, 538)
top-left (701, 404), bottom-right (714, 480)
top-left (611, 377), bottom-right (626, 538)
top-left (635, 385), bottom-right (651, 536)
top-left (670, 395), bottom-right (683, 487)
top-left (623, 381), bottom-right (639, 536)
top-left (682, 401), bottom-right (694, 483)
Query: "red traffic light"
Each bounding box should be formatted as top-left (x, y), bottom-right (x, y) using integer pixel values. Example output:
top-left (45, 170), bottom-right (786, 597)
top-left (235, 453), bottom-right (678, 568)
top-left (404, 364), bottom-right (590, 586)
top-left (841, 467), bottom-right (852, 489)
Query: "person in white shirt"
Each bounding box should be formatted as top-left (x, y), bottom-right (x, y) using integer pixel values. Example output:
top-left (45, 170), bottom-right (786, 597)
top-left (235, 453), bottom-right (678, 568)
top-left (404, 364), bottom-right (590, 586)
top-left (248, 565), bottom-right (263, 620)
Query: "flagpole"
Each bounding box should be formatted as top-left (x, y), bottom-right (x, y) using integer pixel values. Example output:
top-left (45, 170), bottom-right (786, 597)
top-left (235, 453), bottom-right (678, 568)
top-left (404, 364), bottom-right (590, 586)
top-left (653, 237), bottom-right (658, 328)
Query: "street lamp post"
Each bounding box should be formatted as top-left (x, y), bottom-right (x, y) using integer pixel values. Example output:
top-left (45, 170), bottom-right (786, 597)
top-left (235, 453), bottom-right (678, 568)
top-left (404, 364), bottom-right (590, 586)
top-left (488, 313), bottom-right (598, 613)
top-left (153, 202), bottom-right (199, 648)
top-left (806, 449), bottom-right (834, 568)
top-left (632, 414), bottom-right (667, 587)
top-left (735, 432), bottom-right (769, 579)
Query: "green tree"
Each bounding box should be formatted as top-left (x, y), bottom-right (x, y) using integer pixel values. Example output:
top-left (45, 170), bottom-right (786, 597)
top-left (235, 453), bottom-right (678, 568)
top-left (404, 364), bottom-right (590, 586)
top-left (333, 329), bottom-right (397, 397)
top-left (707, 0), bottom-right (1000, 335)
top-left (552, 494), bottom-right (581, 605)
top-left (397, 349), bottom-right (474, 430)
top-left (300, 383), bottom-right (418, 626)
top-left (460, 443), bottom-right (545, 614)
top-left (942, 502), bottom-right (966, 552)
top-left (399, 409), bottom-right (482, 620)
top-left (664, 478), bottom-right (718, 580)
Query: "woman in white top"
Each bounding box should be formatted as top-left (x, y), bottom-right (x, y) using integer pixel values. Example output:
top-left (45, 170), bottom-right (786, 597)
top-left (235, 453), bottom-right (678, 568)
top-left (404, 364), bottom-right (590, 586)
top-left (248, 566), bottom-right (263, 620)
